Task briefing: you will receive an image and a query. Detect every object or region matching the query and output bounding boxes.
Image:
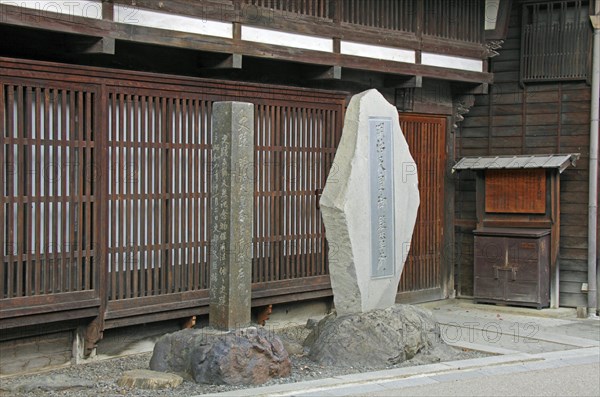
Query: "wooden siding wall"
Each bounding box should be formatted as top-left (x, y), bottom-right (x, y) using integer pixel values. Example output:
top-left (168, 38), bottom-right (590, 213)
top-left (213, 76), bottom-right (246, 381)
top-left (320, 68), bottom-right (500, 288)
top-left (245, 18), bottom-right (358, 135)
top-left (455, 4), bottom-right (593, 307)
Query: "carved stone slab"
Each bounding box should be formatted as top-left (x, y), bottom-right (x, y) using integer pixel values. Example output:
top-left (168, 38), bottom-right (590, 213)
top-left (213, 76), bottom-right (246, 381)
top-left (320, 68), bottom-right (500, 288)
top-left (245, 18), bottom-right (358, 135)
top-left (209, 102), bottom-right (254, 330)
top-left (320, 89), bottom-right (420, 315)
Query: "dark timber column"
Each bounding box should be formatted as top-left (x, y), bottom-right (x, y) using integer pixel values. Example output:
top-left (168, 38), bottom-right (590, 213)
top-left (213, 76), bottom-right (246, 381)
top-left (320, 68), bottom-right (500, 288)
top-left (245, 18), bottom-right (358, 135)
top-left (209, 102), bottom-right (254, 330)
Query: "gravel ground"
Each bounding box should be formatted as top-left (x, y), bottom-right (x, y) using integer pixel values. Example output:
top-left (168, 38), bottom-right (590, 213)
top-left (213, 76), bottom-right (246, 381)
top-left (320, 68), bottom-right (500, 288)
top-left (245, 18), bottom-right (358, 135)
top-left (0, 325), bottom-right (490, 397)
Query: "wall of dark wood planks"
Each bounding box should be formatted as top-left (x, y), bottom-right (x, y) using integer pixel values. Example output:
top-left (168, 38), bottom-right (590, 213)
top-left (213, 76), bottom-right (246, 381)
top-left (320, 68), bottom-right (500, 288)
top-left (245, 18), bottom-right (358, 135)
top-left (455, 3), bottom-right (593, 307)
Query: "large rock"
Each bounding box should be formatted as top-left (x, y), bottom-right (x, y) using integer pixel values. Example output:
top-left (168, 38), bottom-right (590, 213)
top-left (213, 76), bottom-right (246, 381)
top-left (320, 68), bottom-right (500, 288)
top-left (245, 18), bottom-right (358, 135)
top-left (320, 89), bottom-right (420, 315)
top-left (150, 328), bottom-right (212, 375)
top-left (150, 327), bottom-right (291, 385)
top-left (304, 305), bottom-right (440, 368)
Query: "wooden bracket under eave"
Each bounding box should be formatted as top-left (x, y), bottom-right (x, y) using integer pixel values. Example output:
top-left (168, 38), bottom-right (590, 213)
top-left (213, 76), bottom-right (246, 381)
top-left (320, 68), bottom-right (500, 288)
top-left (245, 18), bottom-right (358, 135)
top-left (309, 66), bottom-right (342, 81)
top-left (200, 54), bottom-right (243, 70)
top-left (79, 37), bottom-right (115, 55)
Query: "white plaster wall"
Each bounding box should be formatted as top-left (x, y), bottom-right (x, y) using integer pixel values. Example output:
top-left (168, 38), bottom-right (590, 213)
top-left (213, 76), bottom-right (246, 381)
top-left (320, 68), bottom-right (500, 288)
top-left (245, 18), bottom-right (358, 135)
top-left (421, 52), bottom-right (483, 72)
top-left (340, 41), bottom-right (415, 63)
top-left (0, 0), bottom-right (103, 19)
top-left (241, 26), bottom-right (333, 52)
top-left (113, 5), bottom-right (233, 39)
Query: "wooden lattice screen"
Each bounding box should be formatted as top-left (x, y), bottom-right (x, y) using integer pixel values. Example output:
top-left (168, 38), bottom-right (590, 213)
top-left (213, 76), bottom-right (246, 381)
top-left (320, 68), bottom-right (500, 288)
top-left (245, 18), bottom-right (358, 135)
top-left (398, 114), bottom-right (446, 293)
top-left (107, 90), bottom-right (212, 301)
top-left (1, 82), bottom-right (98, 300)
top-left (243, 0), bottom-right (329, 19)
top-left (340, 0), bottom-right (416, 32)
top-left (253, 104), bottom-right (340, 283)
top-left (424, 0), bottom-right (483, 43)
top-left (1, 58), bottom-right (345, 328)
top-left (521, 0), bottom-right (591, 83)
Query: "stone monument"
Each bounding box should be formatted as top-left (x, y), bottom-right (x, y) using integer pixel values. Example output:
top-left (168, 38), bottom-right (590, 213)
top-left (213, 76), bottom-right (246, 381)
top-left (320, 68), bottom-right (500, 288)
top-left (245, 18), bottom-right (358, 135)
top-left (320, 89), bottom-right (420, 315)
top-left (209, 102), bottom-right (254, 330)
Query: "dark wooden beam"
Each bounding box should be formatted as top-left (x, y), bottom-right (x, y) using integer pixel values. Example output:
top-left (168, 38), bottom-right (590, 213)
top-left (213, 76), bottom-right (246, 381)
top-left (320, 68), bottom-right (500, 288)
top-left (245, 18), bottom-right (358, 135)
top-left (452, 82), bottom-right (489, 95)
top-left (384, 75), bottom-right (423, 88)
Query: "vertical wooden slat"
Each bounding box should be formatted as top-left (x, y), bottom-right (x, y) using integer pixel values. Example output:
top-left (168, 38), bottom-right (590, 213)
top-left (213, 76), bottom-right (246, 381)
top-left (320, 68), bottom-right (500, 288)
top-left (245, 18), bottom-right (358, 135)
top-left (253, 104), bottom-right (259, 283)
top-left (15, 85), bottom-right (24, 297)
top-left (84, 91), bottom-right (92, 291)
top-left (259, 104), bottom-right (266, 282)
top-left (199, 99), bottom-right (206, 289)
top-left (192, 99), bottom-right (199, 291)
top-left (132, 94), bottom-right (140, 298)
top-left (118, 93), bottom-right (126, 300)
top-left (184, 98), bottom-right (192, 293)
top-left (159, 98), bottom-right (171, 294)
top-left (140, 95), bottom-right (148, 297)
top-left (23, 87), bottom-right (33, 296)
top-left (293, 107), bottom-right (301, 278)
top-left (51, 89), bottom-right (59, 292)
top-left (153, 96), bottom-right (161, 295)
top-left (66, 89), bottom-right (76, 293)
top-left (285, 106), bottom-right (292, 279)
top-left (309, 108), bottom-right (316, 276)
top-left (173, 98), bottom-right (181, 293)
top-left (205, 101), bottom-right (212, 289)
top-left (33, 88), bottom-right (45, 295)
top-left (75, 90), bottom-right (84, 292)
top-left (0, 84), bottom-right (6, 298)
top-left (40, 88), bottom-right (52, 294)
top-left (109, 93), bottom-right (117, 300)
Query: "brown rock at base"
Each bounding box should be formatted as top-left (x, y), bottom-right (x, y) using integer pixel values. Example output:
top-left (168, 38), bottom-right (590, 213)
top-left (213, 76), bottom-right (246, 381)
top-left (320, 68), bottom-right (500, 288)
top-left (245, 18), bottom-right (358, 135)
top-left (191, 327), bottom-right (291, 385)
top-left (117, 369), bottom-right (183, 390)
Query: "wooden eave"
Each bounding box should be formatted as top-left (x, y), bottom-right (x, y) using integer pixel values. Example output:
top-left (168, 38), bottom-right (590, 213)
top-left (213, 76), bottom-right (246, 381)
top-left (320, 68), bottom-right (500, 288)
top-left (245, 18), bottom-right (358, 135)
top-left (0, 3), bottom-right (493, 85)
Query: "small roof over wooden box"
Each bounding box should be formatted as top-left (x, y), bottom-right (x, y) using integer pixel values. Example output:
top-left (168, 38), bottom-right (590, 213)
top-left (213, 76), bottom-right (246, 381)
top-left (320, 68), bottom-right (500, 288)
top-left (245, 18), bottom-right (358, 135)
top-left (452, 154), bottom-right (580, 174)
top-left (451, 152), bottom-right (581, 309)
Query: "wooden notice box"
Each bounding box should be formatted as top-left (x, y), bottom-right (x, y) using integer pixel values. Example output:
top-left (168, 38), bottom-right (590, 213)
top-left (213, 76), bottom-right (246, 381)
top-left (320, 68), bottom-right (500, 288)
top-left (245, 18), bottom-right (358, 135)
top-left (452, 153), bottom-right (580, 308)
top-left (474, 228), bottom-right (550, 309)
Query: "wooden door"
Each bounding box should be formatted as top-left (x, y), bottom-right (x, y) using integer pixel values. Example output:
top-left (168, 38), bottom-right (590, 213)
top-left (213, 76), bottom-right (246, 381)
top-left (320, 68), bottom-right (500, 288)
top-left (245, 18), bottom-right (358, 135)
top-left (398, 114), bottom-right (447, 299)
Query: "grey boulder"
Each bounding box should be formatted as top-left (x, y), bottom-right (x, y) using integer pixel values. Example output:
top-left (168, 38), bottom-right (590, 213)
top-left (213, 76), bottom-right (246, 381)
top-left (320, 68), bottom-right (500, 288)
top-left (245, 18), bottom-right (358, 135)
top-left (150, 327), bottom-right (291, 385)
top-left (305, 305), bottom-right (441, 368)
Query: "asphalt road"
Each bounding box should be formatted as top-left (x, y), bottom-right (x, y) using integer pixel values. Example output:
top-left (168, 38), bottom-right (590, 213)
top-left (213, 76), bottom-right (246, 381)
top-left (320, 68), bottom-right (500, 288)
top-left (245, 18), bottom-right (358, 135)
top-left (358, 362), bottom-right (600, 397)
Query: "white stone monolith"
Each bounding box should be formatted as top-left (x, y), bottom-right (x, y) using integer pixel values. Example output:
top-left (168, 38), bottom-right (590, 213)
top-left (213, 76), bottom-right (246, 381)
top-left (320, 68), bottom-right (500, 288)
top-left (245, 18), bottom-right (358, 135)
top-left (320, 89), bottom-right (420, 315)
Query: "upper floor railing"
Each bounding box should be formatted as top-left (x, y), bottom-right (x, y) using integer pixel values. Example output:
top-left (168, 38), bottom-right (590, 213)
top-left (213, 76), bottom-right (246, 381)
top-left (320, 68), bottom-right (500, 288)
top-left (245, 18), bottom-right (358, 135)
top-left (240, 0), bottom-right (484, 43)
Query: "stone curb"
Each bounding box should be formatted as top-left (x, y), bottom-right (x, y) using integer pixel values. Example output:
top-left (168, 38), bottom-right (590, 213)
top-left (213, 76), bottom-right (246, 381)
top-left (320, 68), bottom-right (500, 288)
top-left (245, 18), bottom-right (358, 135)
top-left (199, 351), bottom-right (537, 397)
top-left (199, 346), bottom-right (600, 397)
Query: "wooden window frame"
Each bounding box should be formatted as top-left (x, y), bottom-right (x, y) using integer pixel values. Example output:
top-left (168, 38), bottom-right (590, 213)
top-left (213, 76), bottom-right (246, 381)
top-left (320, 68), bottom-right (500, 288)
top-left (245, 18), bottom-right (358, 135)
top-left (520, 0), bottom-right (592, 84)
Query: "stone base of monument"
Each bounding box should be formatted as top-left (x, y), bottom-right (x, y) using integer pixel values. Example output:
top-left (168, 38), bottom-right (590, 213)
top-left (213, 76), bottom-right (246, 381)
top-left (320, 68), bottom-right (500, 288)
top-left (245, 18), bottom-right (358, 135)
top-left (304, 305), bottom-right (448, 368)
top-left (149, 327), bottom-right (291, 385)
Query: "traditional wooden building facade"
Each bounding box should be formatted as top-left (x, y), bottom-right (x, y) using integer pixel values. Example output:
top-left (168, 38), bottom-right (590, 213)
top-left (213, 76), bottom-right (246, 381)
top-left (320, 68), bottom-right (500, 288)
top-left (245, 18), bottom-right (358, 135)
top-left (455, 0), bottom-right (598, 311)
top-left (0, 0), bottom-right (597, 374)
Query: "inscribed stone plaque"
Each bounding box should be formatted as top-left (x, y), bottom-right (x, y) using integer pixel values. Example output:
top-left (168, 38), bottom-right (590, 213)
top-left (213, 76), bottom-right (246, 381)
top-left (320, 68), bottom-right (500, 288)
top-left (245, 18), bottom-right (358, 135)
top-left (369, 118), bottom-right (395, 278)
top-left (319, 89), bottom-right (420, 315)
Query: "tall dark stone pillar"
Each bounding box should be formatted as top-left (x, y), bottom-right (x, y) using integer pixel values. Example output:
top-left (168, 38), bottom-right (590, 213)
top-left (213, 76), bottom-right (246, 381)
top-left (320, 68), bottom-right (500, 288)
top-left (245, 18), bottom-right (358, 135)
top-left (209, 102), bottom-right (254, 330)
